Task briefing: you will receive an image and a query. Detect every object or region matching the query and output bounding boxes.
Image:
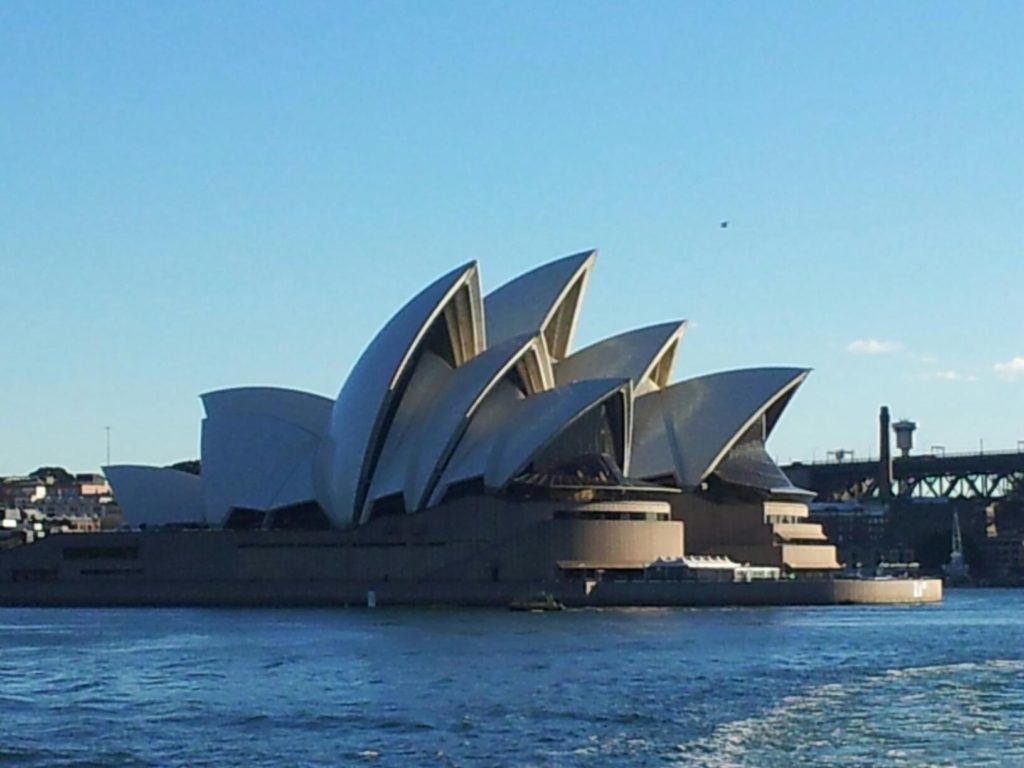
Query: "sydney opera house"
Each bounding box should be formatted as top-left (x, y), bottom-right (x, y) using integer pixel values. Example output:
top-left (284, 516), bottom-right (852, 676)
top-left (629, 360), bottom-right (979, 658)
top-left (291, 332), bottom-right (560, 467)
top-left (1, 250), bottom-right (874, 606)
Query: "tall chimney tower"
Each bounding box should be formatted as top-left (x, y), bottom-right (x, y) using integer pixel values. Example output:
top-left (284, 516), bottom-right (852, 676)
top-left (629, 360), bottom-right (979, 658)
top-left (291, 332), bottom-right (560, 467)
top-left (879, 406), bottom-right (893, 500)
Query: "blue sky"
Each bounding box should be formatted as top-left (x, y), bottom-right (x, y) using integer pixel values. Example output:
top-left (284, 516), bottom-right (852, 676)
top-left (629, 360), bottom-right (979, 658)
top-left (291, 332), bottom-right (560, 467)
top-left (1, 1), bottom-right (1021, 474)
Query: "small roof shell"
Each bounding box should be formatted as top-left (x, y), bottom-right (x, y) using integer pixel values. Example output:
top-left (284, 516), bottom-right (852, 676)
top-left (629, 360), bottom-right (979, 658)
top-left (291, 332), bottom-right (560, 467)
top-left (202, 411), bottom-right (319, 524)
top-left (103, 465), bottom-right (205, 526)
top-left (631, 367), bottom-right (809, 487)
top-left (431, 377), bottom-right (632, 504)
top-left (365, 332), bottom-right (554, 516)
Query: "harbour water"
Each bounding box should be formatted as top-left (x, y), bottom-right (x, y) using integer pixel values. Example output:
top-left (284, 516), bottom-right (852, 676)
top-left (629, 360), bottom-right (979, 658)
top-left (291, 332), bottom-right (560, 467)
top-left (1, 590), bottom-right (1022, 767)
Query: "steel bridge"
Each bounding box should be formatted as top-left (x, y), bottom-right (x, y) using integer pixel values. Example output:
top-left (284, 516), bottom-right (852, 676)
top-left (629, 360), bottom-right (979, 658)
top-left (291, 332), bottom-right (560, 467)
top-left (783, 450), bottom-right (1024, 502)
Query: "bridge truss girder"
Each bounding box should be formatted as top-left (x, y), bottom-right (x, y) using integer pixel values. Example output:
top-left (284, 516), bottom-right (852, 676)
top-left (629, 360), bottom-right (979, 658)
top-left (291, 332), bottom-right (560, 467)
top-left (897, 471), bottom-right (1024, 500)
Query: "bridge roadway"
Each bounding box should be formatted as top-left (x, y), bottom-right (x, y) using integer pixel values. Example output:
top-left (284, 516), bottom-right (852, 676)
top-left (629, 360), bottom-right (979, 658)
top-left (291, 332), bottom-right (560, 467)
top-left (783, 449), bottom-right (1024, 501)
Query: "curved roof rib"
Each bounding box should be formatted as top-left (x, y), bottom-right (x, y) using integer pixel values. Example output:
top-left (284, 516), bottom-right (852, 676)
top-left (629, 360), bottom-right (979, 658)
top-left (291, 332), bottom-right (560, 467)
top-left (631, 367), bottom-right (809, 488)
top-left (431, 377), bottom-right (632, 504)
top-left (201, 387), bottom-right (333, 436)
top-left (365, 333), bottom-right (554, 517)
top-left (484, 250), bottom-right (596, 361)
top-left (202, 411), bottom-right (320, 525)
top-left (556, 321), bottom-right (686, 394)
top-left (316, 262), bottom-right (484, 527)
top-left (103, 465), bottom-right (204, 527)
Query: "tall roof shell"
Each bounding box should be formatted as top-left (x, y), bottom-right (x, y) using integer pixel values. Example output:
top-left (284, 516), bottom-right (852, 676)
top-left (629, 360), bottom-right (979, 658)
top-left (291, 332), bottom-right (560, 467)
top-left (103, 465), bottom-right (205, 526)
top-left (484, 250), bottom-right (595, 361)
top-left (631, 367), bottom-right (809, 487)
top-left (202, 411), bottom-right (320, 524)
top-left (201, 387), bottom-right (333, 436)
top-left (431, 377), bottom-right (632, 504)
top-left (316, 262), bottom-right (484, 527)
top-left (365, 333), bottom-right (554, 516)
top-left (555, 321), bottom-right (686, 394)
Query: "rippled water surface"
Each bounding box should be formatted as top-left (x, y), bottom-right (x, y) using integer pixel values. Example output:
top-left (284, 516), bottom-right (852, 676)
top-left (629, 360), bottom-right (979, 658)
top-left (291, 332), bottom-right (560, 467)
top-left (2, 590), bottom-right (1023, 767)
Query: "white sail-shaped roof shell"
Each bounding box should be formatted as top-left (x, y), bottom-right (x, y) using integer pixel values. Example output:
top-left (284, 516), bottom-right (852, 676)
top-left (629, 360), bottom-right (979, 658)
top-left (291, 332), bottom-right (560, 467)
top-left (201, 387), bottom-right (333, 436)
top-left (317, 262), bottom-right (485, 527)
top-left (202, 411), bottom-right (320, 524)
top-left (365, 333), bottom-right (554, 516)
top-left (485, 250), bottom-right (595, 361)
top-left (631, 367), bottom-right (809, 488)
top-left (556, 321), bottom-right (686, 394)
top-left (103, 465), bottom-right (205, 526)
top-left (431, 377), bottom-right (632, 505)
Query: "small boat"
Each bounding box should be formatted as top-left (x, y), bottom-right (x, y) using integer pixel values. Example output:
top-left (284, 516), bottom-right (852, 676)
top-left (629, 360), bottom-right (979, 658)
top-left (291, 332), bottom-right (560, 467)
top-left (508, 592), bottom-right (565, 612)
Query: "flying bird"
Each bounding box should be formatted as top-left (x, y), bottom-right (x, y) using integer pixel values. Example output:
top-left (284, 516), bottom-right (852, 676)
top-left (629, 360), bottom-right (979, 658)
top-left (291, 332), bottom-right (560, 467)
top-left (720, 220), bottom-right (729, 229)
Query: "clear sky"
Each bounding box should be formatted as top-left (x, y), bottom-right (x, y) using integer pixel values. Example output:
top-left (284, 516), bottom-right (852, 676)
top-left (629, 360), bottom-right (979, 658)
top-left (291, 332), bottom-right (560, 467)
top-left (2, 1), bottom-right (1021, 475)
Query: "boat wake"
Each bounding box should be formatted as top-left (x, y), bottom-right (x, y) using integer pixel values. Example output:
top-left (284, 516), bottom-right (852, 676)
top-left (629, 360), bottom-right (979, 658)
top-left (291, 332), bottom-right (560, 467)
top-left (671, 659), bottom-right (1024, 768)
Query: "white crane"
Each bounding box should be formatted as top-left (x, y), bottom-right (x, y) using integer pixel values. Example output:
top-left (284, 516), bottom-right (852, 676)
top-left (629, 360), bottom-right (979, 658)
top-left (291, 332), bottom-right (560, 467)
top-left (943, 511), bottom-right (970, 584)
